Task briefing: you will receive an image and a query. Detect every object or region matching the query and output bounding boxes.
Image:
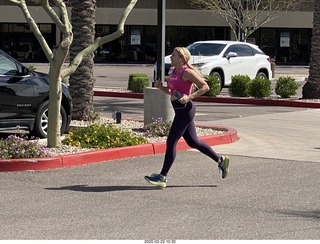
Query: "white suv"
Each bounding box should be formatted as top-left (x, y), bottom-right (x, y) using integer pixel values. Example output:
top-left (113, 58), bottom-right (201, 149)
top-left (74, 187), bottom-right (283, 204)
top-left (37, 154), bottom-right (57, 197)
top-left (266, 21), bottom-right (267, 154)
top-left (155, 40), bottom-right (272, 89)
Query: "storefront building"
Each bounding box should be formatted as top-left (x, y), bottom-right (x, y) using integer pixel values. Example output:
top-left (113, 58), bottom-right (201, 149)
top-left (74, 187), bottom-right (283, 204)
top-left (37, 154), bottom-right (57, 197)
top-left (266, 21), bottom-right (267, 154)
top-left (0, 0), bottom-right (314, 65)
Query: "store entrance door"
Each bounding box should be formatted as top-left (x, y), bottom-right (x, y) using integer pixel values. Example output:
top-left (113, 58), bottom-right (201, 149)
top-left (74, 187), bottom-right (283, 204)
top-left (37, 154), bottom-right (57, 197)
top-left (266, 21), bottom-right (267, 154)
top-left (277, 29), bottom-right (311, 65)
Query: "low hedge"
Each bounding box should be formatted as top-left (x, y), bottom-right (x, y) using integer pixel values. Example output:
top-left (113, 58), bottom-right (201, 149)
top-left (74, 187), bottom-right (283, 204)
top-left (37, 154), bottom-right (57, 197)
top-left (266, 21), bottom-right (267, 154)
top-left (128, 73), bottom-right (150, 92)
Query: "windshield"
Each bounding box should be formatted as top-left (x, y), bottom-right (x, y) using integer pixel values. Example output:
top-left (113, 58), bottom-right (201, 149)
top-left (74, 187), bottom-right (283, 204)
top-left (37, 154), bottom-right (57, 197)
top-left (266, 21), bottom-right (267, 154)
top-left (187, 43), bottom-right (226, 56)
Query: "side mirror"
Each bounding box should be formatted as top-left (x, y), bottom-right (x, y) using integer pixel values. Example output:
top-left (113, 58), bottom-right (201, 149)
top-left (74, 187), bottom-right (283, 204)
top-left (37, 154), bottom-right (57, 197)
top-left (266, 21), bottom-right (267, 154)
top-left (17, 66), bottom-right (29, 76)
top-left (226, 52), bottom-right (238, 59)
top-left (21, 66), bottom-right (29, 75)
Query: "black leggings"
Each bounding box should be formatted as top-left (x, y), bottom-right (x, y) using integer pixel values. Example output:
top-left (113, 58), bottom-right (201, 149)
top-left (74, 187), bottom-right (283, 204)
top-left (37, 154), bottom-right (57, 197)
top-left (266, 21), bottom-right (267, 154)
top-left (160, 100), bottom-right (221, 176)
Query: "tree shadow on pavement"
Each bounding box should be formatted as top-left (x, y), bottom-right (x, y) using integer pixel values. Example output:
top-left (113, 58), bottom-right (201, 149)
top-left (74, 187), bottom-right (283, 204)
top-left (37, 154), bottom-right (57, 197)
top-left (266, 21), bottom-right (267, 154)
top-left (277, 210), bottom-right (320, 220)
top-left (45, 184), bottom-right (217, 192)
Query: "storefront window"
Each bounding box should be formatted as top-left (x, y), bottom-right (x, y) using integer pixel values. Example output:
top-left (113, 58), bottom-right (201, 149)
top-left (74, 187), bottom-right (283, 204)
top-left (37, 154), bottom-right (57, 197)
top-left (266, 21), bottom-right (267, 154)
top-left (257, 29), bottom-right (277, 59)
top-left (94, 25), bottom-right (230, 63)
top-left (166, 26), bottom-right (230, 55)
top-left (0, 23), bottom-right (55, 62)
top-left (250, 28), bottom-right (311, 65)
top-left (270, 29), bottom-right (311, 65)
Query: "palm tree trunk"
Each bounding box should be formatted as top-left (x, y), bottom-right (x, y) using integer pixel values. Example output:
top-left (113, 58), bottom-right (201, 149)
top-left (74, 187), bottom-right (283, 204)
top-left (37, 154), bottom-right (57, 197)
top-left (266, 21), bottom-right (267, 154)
top-left (302, 1), bottom-right (320, 99)
top-left (69, 0), bottom-right (96, 120)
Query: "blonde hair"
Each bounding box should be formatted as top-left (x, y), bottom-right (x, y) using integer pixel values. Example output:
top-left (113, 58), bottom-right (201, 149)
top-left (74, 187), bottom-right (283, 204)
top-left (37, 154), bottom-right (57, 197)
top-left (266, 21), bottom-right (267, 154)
top-left (174, 47), bottom-right (203, 77)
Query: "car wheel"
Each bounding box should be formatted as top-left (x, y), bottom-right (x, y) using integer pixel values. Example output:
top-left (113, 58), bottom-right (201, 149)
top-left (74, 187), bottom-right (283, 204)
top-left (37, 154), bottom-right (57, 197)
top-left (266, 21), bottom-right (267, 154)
top-left (256, 72), bottom-right (268, 79)
top-left (32, 101), bottom-right (67, 138)
top-left (210, 71), bottom-right (223, 91)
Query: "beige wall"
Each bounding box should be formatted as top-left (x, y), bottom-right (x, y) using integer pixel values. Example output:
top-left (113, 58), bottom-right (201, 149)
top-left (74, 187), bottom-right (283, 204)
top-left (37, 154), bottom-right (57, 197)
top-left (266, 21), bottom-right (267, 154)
top-left (95, 8), bottom-right (227, 26)
top-left (0, 6), bottom-right (56, 23)
top-left (93, 8), bottom-right (315, 28)
top-left (1, 6), bottom-right (313, 29)
top-left (263, 11), bottom-right (313, 28)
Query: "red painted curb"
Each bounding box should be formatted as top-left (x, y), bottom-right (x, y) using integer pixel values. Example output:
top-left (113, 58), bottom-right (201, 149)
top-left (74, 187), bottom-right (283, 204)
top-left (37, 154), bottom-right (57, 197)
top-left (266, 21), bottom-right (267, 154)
top-left (94, 90), bottom-right (320, 108)
top-left (200, 127), bottom-right (238, 146)
top-left (0, 157), bottom-right (62, 172)
top-left (203, 97), bottom-right (320, 108)
top-left (0, 126), bottom-right (237, 172)
top-left (94, 91), bottom-right (143, 99)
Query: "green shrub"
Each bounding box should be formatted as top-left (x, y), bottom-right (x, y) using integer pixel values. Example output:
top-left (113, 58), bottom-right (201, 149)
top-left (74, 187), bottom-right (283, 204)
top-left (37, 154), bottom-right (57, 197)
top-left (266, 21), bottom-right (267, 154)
top-left (275, 76), bottom-right (300, 98)
top-left (128, 73), bottom-right (148, 91)
top-left (203, 75), bottom-right (221, 97)
top-left (26, 65), bottom-right (36, 71)
top-left (229, 75), bottom-right (251, 97)
top-left (0, 135), bottom-right (52, 159)
top-left (62, 123), bottom-right (147, 149)
top-left (249, 77), bottom-right (271, 98)
top-left (144, 117), bottom-right (172, 137)
top-left (130, 76), bottom-right (150, 92)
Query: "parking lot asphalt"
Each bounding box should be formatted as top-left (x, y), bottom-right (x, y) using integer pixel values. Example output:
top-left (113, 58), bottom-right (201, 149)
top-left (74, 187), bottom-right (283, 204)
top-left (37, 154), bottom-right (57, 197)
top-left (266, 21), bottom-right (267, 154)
top-left (1, 64), bottom-right (320, 240)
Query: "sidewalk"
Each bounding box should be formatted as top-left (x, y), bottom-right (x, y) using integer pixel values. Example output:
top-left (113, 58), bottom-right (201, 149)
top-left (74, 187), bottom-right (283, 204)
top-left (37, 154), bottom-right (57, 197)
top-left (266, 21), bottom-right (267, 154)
top-left (213, 108), bottom-right (320, 163)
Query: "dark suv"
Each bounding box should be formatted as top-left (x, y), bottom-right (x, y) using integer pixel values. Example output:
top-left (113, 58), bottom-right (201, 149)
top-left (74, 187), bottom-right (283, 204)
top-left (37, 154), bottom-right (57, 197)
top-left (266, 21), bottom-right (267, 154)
top-left (0, 49), bottom-right (72, 138)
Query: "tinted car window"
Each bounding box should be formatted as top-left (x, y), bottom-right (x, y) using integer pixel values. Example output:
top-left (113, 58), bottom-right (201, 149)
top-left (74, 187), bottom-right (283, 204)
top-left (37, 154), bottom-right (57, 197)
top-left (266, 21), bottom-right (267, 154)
top-left (224, 45), bottom-right (240, 56)
top-left (187, 43), bottom-right (226, 56)
top-left (0, 54), bottom-right (17, 75)
top-left (251, 47), bottom-right (264, 55)
top-left (238, 44), bottom-right (254, 56)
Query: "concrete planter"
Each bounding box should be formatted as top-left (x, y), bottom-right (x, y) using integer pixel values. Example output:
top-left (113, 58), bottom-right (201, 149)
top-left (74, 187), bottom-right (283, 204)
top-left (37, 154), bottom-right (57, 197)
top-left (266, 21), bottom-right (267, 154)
top-left (143, 87), bottom-right (174, 125)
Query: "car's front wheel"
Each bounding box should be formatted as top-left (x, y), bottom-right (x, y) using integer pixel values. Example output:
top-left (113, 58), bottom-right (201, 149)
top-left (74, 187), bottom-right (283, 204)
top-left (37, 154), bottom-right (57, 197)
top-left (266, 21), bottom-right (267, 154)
top-left (32, 101), bottom-right (67, 138)
top-left (256, 71), bottom-right (268, 79)
top-left (210, 71), bottom-right (223, 91)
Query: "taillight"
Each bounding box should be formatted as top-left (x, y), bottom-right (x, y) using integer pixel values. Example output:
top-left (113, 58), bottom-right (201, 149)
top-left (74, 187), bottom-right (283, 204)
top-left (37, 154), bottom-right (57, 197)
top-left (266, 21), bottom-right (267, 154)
top-left (267, 57), bottom-right (275, 63)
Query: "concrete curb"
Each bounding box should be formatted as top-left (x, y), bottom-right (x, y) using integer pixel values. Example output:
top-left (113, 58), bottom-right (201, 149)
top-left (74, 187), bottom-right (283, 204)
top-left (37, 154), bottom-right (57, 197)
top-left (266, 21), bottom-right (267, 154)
top-left (0, 126), bottom-right (237, 172)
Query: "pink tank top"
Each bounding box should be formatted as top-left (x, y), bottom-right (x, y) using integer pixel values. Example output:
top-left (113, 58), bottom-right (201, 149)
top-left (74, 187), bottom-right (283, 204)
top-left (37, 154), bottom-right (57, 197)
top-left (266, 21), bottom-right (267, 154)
top-left (167, 65), bottom-right (193, 96)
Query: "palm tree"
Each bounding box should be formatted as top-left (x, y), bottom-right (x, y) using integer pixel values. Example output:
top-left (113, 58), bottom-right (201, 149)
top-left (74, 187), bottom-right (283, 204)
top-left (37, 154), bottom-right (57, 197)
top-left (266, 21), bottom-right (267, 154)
top-left (69, 0), bottom-right (96, 120)
top-left (302, 0), bottom-right (320, 98)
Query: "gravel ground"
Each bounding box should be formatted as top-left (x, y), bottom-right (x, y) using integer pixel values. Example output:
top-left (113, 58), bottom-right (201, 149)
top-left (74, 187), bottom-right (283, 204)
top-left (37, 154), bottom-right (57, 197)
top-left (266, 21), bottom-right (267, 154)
top-left (43, 118), bottom-right (224, 157)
